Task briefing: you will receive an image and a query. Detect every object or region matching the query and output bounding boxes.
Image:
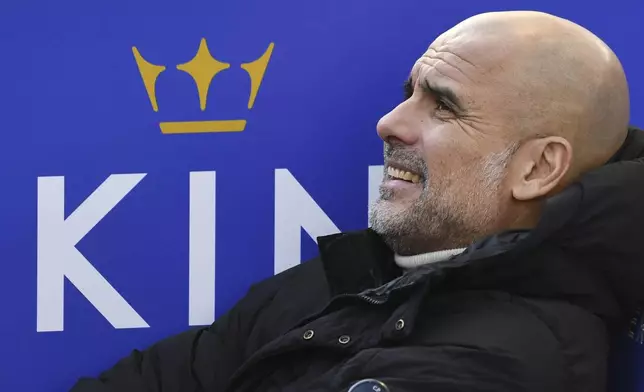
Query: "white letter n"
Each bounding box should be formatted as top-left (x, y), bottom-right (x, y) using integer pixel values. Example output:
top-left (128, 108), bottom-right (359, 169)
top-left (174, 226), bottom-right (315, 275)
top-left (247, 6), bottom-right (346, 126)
top-left (274, 169), bottom-right (340, 275)
top-left (37, 174), bottom-right (150, 332)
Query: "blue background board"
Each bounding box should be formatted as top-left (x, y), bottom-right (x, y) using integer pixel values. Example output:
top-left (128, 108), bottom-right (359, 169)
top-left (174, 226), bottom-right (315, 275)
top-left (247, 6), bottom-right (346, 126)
top-left (0, 0), bottom-right (642, 390)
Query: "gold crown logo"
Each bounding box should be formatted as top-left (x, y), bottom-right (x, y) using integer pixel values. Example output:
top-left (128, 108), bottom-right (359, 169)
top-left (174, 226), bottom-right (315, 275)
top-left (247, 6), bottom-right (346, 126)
top-left (132, 38), bottom-right (274, 134)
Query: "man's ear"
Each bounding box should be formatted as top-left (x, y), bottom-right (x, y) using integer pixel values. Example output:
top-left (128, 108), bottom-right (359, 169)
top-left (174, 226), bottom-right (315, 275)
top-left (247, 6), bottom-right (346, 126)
top-left (511, 136), bottom-right (573, 201)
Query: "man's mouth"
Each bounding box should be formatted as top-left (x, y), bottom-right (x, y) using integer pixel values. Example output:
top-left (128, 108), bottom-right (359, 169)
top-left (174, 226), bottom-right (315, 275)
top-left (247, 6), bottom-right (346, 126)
top-left (387, 166), bottom-right (422, 184)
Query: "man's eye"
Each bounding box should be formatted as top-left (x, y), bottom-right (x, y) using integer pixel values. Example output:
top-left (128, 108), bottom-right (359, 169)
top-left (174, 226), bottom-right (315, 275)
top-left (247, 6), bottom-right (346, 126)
top-left (436, 100), bottom-right (451, 112)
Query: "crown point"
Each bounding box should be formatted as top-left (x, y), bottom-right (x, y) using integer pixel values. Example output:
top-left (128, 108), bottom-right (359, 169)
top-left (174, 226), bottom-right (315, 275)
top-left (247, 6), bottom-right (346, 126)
top-left (132, 46), bottom-right (166, 112)
top-left (177, 38), bottom-right (230, 111)
top-left (241, 42), bottom-right (275, 109)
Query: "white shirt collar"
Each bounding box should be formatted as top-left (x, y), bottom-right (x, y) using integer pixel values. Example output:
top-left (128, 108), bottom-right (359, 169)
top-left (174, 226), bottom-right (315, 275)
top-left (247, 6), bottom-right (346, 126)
top-left (394, 248), bottom-right (466, 269)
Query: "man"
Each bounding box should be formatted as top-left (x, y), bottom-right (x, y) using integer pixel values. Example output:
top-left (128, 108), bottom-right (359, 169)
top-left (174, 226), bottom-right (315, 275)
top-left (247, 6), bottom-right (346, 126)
top-left (72, 10), bottom-right (644, 392)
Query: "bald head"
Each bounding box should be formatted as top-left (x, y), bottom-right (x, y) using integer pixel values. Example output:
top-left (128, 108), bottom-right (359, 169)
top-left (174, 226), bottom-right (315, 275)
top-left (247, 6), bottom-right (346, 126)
top-left (440, 11), bottom-right (630, 175)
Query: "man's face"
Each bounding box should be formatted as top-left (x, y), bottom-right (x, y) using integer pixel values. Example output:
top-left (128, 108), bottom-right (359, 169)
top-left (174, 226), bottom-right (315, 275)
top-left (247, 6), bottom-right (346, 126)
top-left (369, 31), bottom-right (522, 255)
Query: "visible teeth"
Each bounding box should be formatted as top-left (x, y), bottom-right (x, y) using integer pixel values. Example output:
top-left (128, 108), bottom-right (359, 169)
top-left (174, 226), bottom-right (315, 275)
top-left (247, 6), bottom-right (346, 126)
top-left (387, 167), bottom-right (421, 184)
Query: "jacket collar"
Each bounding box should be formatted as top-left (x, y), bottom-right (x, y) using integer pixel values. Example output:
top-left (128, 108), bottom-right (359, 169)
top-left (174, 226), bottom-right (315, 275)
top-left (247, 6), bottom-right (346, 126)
top-left (317, 229), bottom-right (399, 296)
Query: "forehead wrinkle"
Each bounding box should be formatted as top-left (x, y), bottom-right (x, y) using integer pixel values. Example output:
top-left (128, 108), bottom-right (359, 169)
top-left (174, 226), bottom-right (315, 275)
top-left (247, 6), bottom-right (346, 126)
top-left (415, 59), bottom-right (460, 92)
top-left (418, 55), bottom-right (473, 85)
top-left (426, 47), bottom-right (478, 72)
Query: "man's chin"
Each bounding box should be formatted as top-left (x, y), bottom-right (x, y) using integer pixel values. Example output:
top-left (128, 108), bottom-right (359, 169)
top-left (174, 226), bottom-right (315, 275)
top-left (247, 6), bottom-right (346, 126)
top-left (375, 229), bottom-right (425, 256)
top-left (369, 199), bottom-right (413, 234)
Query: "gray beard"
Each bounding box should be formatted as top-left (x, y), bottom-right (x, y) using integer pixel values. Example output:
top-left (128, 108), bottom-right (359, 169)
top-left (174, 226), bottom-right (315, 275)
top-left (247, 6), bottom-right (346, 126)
top-left (369, 143), bottom-right (519, 256)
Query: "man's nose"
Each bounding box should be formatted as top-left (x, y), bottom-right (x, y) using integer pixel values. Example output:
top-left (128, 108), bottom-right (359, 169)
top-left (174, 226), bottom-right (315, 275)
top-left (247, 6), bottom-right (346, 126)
top-left (376, 100), bottom-right (421, 146)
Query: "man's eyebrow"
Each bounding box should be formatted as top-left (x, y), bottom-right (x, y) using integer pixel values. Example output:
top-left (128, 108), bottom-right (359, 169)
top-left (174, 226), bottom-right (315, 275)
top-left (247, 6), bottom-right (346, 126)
top-left (404, 76), bottom-right (465, 113)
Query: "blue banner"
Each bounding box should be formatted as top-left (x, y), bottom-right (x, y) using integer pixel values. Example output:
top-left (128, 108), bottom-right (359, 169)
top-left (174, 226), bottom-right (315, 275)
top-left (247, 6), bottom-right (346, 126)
top-left (0, 1), bottom-right (642, 390)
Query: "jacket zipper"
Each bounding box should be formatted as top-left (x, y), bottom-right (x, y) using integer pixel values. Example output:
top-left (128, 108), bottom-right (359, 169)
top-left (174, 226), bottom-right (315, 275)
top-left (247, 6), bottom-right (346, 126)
top-left (354, 278), bottom-right (421, 305)
top-left (356, 293), bottom-right (388, 305)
